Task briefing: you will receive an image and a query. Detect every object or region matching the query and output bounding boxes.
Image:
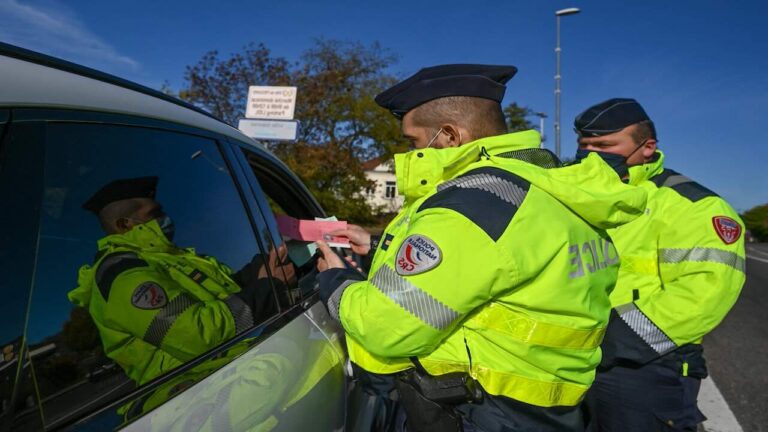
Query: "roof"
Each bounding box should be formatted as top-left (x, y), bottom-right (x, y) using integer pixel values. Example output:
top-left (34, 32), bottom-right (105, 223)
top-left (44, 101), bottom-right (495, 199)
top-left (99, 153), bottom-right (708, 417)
top-left (362, 156), bottom-right (386, 171)
top-left (0, 42), bottom-right (262, 149)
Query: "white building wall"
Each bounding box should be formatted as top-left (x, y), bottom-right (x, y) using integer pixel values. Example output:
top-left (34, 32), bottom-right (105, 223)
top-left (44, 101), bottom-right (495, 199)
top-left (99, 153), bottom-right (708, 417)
top-left (364, 161), bottom-right (404, 213)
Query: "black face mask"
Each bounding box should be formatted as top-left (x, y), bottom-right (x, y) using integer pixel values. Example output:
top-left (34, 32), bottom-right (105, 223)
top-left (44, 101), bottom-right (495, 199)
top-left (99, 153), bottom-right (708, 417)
top-left (574, 149), bottom-right (629, 179)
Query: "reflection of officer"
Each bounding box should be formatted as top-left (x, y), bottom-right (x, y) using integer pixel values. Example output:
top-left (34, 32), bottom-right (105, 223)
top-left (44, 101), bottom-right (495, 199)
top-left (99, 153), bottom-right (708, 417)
top-left (573, 100), bottom-right (746, 432)
top-left (315, 65), bottom-right (648, 431)
top-left (68, 177), bottom-right (285, 385)
top-left (134, 334), bottom-right (342, 431)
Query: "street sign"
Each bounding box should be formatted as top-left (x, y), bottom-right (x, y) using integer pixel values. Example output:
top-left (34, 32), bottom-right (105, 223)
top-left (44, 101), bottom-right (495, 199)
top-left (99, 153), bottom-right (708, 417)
top-left (238, 119), bottom-right (299, 141)
top-left (245, 86), bottom-right (297, 120)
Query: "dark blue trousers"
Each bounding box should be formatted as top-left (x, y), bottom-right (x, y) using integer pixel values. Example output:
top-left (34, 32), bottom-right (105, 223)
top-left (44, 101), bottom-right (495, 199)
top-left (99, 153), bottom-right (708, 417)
top-left (584, 349), bottom-right (706, 432)
top-left (457, 392), bottom-right (583, 432)
top-left (351, 363), bottom-right (583, 432)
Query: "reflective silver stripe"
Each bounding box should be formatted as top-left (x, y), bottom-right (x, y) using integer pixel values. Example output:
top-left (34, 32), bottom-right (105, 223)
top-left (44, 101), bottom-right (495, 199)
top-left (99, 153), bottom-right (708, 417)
top-left (615, 303), bottom-right (676, 355)
top-left (143, 293), bottom-right (196, 347)
top-left (437, 173), bottom-right (527, 206)
top-left (660, 247), bottom-right (745, 273)
top-left (438, 174), bottom-right (473, 190)
top-left (327, 279), bottom-right (357, 322)
top-left (370, 266), bottom-right (459, 330)
top-left (223, 294), bottom-right (254, 334)
top-left (662, 174), bottom-right (692, 187)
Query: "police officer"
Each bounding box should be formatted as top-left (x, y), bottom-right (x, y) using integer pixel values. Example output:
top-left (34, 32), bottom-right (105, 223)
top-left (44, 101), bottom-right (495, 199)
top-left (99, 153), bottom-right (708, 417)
top-left (69, 176), bottom-right (286, 385)
top-left (315, 65), bottom-right (648, 431)
top-left (573, 99), bottom-right (746, 432)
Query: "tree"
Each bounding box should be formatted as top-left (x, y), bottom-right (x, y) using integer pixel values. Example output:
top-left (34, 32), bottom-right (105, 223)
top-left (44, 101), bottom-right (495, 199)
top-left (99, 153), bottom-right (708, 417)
top-left (179, 43), bottom-right (292, 126)
top-left (742, 204), bottom-right (768, 241)
top-left (60, 307), bottom-right (100, 352)
top-left (503, 102), bottom-right (537, 133)
top-left (179, 40), bottom-right (407, 222)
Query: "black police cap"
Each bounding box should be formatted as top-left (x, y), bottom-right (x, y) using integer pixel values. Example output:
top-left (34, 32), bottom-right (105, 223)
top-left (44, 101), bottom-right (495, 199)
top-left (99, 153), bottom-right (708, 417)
top-left (574, 98), bottom-right (651, 137)
top-left (374, 64), bottom-right (518, 119)
top-left (82, 176), bottom-right (158, 214)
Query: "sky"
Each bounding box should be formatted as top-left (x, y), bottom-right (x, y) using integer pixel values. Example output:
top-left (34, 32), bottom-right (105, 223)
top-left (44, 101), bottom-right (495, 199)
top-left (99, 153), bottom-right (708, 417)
top-left (1, 0), bottom-right (766, 211)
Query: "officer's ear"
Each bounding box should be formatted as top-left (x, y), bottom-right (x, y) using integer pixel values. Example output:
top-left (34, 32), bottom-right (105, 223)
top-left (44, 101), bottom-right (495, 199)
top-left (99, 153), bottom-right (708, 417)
top-left (641, 138), bottom-right (657, 160)
top-left (114, 217), bottom-right (133, 234)
top-left (440, 124), bottom-right (470, 148)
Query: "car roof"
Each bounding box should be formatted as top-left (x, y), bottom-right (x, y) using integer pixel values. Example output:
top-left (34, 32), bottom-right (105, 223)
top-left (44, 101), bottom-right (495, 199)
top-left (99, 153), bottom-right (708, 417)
top-left (0, 42), bottom-right (263, 149)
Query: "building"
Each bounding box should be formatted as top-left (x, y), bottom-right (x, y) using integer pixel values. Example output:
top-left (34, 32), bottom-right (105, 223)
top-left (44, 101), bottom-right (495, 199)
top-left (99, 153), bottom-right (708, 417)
top-left (362, 157), bottom-right (403, 214)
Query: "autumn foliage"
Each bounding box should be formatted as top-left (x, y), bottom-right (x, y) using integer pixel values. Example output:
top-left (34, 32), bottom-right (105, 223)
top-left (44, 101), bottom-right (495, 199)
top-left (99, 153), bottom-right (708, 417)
top-left (179, 40), bottom-right (537, 222)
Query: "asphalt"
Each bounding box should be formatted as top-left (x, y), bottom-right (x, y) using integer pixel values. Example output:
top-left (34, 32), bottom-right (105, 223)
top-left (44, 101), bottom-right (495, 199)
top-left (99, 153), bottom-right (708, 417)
top-left (703, 243), bottom-right (768, 432)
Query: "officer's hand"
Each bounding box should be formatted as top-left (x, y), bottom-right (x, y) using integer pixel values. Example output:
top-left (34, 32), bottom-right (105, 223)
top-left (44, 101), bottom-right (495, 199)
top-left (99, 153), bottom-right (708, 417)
top-left (327, 224), bottom-right (372, 256)
top-left (315, 240), bottom-right (345, 272)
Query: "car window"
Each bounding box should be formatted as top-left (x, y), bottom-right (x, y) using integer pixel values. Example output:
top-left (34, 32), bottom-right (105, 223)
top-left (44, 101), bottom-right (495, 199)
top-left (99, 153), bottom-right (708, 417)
top-left (18, 121), bottom-right (281, 427)
top-left (0, 121), bottom-right (45, 430)
top-left (239, 148), bottom-right (322, 303)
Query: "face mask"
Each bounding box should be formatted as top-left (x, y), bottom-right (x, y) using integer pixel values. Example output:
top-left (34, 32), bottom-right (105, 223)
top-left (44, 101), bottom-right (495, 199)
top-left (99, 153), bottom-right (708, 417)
top-left (574, 149), bottom-right (629, 179)
top-left (424, 127), bottom-right (444, 149)
top-left (156, 215), bottom-right (176, 242)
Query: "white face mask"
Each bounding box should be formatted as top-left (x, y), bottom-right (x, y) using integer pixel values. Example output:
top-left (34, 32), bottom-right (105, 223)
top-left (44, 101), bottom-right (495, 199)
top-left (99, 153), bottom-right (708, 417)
top-left (424, 128), bottom-right (464, 149)
top-left (425, 127), bottom-right (444, 149)
top-left (156, 214), bottom-right (176, 241)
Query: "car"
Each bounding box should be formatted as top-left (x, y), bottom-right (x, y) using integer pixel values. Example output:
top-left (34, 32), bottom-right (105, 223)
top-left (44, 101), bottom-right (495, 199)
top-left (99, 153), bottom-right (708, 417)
top-left (86, 362), bottom-right (120, 383)
top-left (0, 42), bottom-right (371, 431)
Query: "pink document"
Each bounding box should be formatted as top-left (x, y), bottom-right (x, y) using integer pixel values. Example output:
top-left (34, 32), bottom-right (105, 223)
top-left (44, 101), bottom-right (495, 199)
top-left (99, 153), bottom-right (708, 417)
top-left (275, 215), bottom-right (350, 247)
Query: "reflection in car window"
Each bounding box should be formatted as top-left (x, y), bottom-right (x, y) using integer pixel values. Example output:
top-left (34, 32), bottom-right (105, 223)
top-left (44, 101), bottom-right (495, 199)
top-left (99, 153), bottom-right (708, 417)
top-left (240, 148), bottom-right (321, 302)
top-left (23, 122), bottom-right (283, 426)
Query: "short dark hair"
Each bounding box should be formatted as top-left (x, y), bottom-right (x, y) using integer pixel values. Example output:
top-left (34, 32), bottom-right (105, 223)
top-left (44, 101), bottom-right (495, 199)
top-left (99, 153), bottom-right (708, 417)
top-left (630, 120), bottom-right (657, 144)
top-left (411, 96), bottom-right (507, 140)
top-left (98, 198), bottom-right (143, 234)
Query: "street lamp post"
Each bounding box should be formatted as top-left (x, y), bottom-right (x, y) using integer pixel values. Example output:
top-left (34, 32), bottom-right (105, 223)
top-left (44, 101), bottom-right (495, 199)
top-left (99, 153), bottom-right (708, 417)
top-left (534, 112), bottom-right (547, 148)
top-left (555, 7), bottom-right (580, 159)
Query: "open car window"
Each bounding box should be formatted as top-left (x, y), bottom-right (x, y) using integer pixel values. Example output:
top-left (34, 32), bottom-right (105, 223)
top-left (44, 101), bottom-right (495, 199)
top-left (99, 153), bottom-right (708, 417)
top-left (238, 148), bottom-right (324, 303)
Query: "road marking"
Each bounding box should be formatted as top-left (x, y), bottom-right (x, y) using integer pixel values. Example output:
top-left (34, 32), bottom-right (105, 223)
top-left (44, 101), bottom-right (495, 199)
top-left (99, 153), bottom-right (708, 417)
top-left (746, 244), bottom-right (768, 254)
top-left (700, 377), bottom-right (743, 432)
top-left (746, 254), bottom-right (768, 264)
top-left (746, 246), bottom-right (768, 257)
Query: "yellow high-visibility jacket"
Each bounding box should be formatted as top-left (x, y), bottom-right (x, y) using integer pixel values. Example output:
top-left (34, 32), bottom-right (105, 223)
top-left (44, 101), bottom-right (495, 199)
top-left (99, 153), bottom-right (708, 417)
top-left (600, 151), bottom-right (746, 367)
top-left (319, 131), bottom-right (647, 407)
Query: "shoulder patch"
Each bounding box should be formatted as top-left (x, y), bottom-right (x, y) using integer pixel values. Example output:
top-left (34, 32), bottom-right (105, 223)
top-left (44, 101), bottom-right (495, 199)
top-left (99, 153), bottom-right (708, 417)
top-left (651, 169), bottom-right (718, 202)
top-left (419, 167), bottom-right (530, 241)
top-left (712, 216), bottom-right (742, 245)
top-left (131, 282), bottom-right (168, 309)
top-left (396, 235), bottom-right (442, 276)
top-left (95, 252), bottom-right (149, 301)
